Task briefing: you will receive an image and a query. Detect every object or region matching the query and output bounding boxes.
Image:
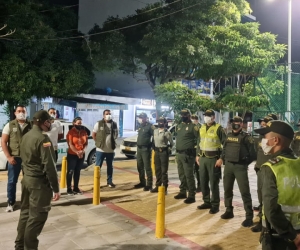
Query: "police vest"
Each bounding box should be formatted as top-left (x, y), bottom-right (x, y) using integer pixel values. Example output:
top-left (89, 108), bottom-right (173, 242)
top-left (262, 156), bottom-right (300, 230)
top-left (224, 132), bottom-right (249, 163)
top-left (199, 123), bottom-right (221, 152)
top-left (8, 119), bottom-right (32, 156)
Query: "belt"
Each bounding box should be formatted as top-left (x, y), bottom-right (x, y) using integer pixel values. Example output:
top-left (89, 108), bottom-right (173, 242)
top-left (155, 147), bottom-right (168, 152)
top-left (200, 150), bottom-right (219, 157)
top-left (137, 145), bottom-right (150, 149)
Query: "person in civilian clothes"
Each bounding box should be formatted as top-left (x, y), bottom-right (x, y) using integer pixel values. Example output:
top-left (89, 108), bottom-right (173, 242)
top-left (92, 109), bottom-right (118, 188)
top-left (151, 117), bottom-right (173, 194)
top-left (66, 117), bottom-right (88, 195)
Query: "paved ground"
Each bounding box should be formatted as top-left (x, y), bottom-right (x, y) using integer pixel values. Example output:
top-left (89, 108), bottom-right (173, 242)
top-left (0, 158), bottom-right (262, 250)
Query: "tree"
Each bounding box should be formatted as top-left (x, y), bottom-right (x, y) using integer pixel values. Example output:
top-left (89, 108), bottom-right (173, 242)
top-left (0, 0), bottom-right (95, 118)
top-left (154, 81), bottom-right (219, 121)
top-left (88, 0), bottom-right (285, 89)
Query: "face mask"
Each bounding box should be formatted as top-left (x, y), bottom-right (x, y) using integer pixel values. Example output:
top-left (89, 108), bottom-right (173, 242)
top-left (75, 125), bottom-right (82, 130)
top-left (105, 115), bottom-right (112, 121)
top-left (232, 124), bottom-right (241, 130)
top-left (181, 116), bottom-right (189, 123)
top-left (191, 119), bottom-right (195, 123)
top-left (158, 123), bottom-right (164, 128)
top-left (138, 118), bottom-right (143, 124)
top-left (16, 113), bottom-right (26, 120)
top-left (204, 116), bottom-right (212, 124)
top-left (50, 114), bottom-right (56, 119)
top-left (261, 137), bottom-right (275, 155)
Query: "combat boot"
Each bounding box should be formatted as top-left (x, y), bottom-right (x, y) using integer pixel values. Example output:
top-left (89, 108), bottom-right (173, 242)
top-left (174, 193), bottom-right (187, 199)
top-left (242, 219), bottom-right (253, 227)
top-left (197, 203), bottom-right (212, 210)
top-left (221, 211), bottom-right (234, 219)
top-left (150, 187), bottom-right (159, 193)
top-left (184, 197), bottom-right (195, 204)
top-left (251, 221), bottom-right (262, 232)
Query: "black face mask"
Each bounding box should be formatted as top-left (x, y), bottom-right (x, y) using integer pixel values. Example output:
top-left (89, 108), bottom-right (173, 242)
top-left (75, 125), bottom-right (82, 130)
top-left (181, 116), bottom-right (189, 122)
top-left (232, 124), bottom-right (241, 130)
top-left (158, 123), bottom-right (164, 128)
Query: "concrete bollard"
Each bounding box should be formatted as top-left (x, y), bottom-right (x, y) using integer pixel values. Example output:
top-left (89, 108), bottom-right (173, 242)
top-left (60, 156), bottom-right (67, 189)
top-left (93, 166), bottom-right (100, 205)
top-left (155, 186), bottom-right (165, 238)
top-left (151, 150), bottom-right (156, 175)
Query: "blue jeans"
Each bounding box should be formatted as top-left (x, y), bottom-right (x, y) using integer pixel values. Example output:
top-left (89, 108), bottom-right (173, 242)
top-left (95, 151), bottom-right (115, 184)
top-left (7, 157), bottom-right (22, 204)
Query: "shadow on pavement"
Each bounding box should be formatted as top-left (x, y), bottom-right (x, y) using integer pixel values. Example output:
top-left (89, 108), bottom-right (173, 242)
top-left (86, 244), bottom-right (223, 250)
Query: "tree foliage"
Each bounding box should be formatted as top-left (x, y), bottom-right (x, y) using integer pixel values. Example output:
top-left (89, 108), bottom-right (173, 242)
top-left (88, 0), bottom-right (286, 88)
top-left (0, 0), bottom-right (95, 116)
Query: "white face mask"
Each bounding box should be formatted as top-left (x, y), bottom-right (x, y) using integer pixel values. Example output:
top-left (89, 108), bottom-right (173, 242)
top-left (261, 137), bottom-right (275, 155)
top-left (204, 116), bottom-right (212, 124)
top-left (138, 118), bottom-right (143, 124)
top-left (191, 119), bottom-right (195, 123)
top-left (16, 113), bottom-right (26, 120)
top-left (50, 114), bottom-right (56, 119)
top-left (105, 115), bottom-right (112, 121)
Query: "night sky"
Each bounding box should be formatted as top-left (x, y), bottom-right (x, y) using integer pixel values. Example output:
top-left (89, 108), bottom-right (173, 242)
top-left (247, 0), bottom-right (300, 62)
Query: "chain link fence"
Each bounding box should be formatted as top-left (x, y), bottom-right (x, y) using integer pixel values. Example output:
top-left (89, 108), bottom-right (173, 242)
top-left (252, 62), bottom-right (300, 130)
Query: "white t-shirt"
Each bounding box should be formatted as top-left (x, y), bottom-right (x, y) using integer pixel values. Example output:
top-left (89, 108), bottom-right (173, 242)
top-left (2, 122), bottom-right (27, 134)
top-left (93, 122), bottom-right (118, 153)
top-left (44, 120), bottom-right (63, 148)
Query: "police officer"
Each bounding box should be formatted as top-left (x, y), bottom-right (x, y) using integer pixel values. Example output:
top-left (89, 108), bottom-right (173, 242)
top-left (174, 109), bottom-right (199, 204)
top-left (254, 121), bottom-right (300, 250)
top-left (15, 110), bottom-right (60, 250)
top-left (291, 121), bottom-right (300, 157)
top-left (134, 112), bottom-right (155, 191)
top-left (252, 116), bottom-right (273, 233)
top-left (267, 113), bottom-right (278, 120)
top-left (196, 109), bottom-right (226, 214)
top-left (221, 116), bottom-right (256, 227)
top-left (151, 117), bottom-right (173, 194)
top-left (191, 114), bottom-right (201, 192)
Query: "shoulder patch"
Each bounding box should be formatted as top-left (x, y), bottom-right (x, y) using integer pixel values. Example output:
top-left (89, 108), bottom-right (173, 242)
top-left (194, 126), bottom-right (199, 131)
top-left (268, 157), bottom-right (281, 165)
top-left (151, 125), bottom-right (156, 130)
top-left (43, 142), bottom-right (51, 148)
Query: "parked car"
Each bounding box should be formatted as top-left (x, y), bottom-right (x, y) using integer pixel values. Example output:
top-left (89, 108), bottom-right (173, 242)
top-left (120, 125), bottom-right (177, 159)
top-left (0, 120), bottom-right (96, 170)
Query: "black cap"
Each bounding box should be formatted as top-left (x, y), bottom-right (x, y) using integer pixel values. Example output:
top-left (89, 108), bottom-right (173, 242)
top-left (181, 109), bottom-right (191, 116)
top-left (230, 116), bottom-right (243, 123)
top-left (268, 113), bottom-right (278, 120)
top-left (157, 117), bottom-right (167, 123)
top-left (191, 115), bottom-right (199, 120)
top-left (257, 116), bottom-right (273, 124)
top-left (254, 120), bottom-right (294, 140)
top-left (33, 110), bottom-right (51, 122)
top-left (203, 109), bottom-right (215, 116)
top-left (138, 112), bottom-right (148, 118)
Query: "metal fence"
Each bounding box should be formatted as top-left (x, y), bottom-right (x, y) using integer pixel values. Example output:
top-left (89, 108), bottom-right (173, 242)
top-left (252, 62), bottom-right (300, 129)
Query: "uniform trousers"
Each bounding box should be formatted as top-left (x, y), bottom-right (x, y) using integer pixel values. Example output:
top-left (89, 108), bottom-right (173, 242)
top-left (136, 147), bottom-right (152, 187)
top-left (154, 149), bottom-right (169, 187)
top-left (199, 156), bottom-right (221, 208)
top-left (176, 153), bottom-right (196, 198)
top-left (15, 176), bottom-right (52, 250)
top-left (223, 162), bottom-right (253, 219)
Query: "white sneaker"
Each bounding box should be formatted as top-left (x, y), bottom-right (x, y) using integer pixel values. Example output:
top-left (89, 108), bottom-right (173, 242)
top-left (6, 204), bottom-right (14, 212)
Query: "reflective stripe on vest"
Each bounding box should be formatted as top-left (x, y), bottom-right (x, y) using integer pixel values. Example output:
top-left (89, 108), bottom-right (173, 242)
top-left (199, 123), bottom-right (221, 151)
top-left (262, 156), bottom-right (300, 230)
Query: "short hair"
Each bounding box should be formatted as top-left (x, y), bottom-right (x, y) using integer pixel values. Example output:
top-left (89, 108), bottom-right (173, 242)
top-left (14, 105), bottom-right (26, 112)
top-left (103, 109), bottom-right (111, 115)
top-left (270, 132), bottom-right (292, 148)
top-left (48, 108), bottom-right (56, 112)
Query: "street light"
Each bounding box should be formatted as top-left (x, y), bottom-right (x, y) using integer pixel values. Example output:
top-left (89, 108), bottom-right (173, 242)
top-left (267, 0), bottom-right (292, 122)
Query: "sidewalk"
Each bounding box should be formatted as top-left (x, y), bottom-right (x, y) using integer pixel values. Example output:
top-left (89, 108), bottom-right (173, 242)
top-left (0, 159), bottom-right (261, 250)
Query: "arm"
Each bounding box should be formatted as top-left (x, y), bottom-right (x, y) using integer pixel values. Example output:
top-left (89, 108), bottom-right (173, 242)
top-left (216, 126), bottom-right (227, 167)
top-left (1, 124), bottom-right (16, 165)
top-left (261, 166), bottom-right (298, 241)
top-left (245, 135), bottom-right (257, 163)
top-left (92, 122), bottom-right (98, 141)
top-left (58, 123), bottom-right (64, 141)
top-left (114, 122), bottom-right (118, 140)
top-left (40, 137), bottom-right (59, 194)
top-left (167, 131), bottom-right (174, 147)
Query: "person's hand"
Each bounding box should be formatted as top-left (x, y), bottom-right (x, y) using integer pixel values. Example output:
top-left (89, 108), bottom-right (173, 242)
top-left (196, 156), bottom-right (200, 165)
top-left (7, 156), bottom-right (16, 165)
top-left (294, 234), bottom-right (300, 249)
top-left (53, 193), bottom-right (60, 201)
top-left (215, 158), bottom-right (223, 167)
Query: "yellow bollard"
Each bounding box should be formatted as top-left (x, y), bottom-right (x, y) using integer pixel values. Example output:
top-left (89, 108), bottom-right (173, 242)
top-left (155, 186), bottom-right (165, 238)
top-left (151, 150), bottom-right (156, 175)
top-left (93, 166), bottom-right (100, 205)
top-left (60, 156), bottom-right (67, 189)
